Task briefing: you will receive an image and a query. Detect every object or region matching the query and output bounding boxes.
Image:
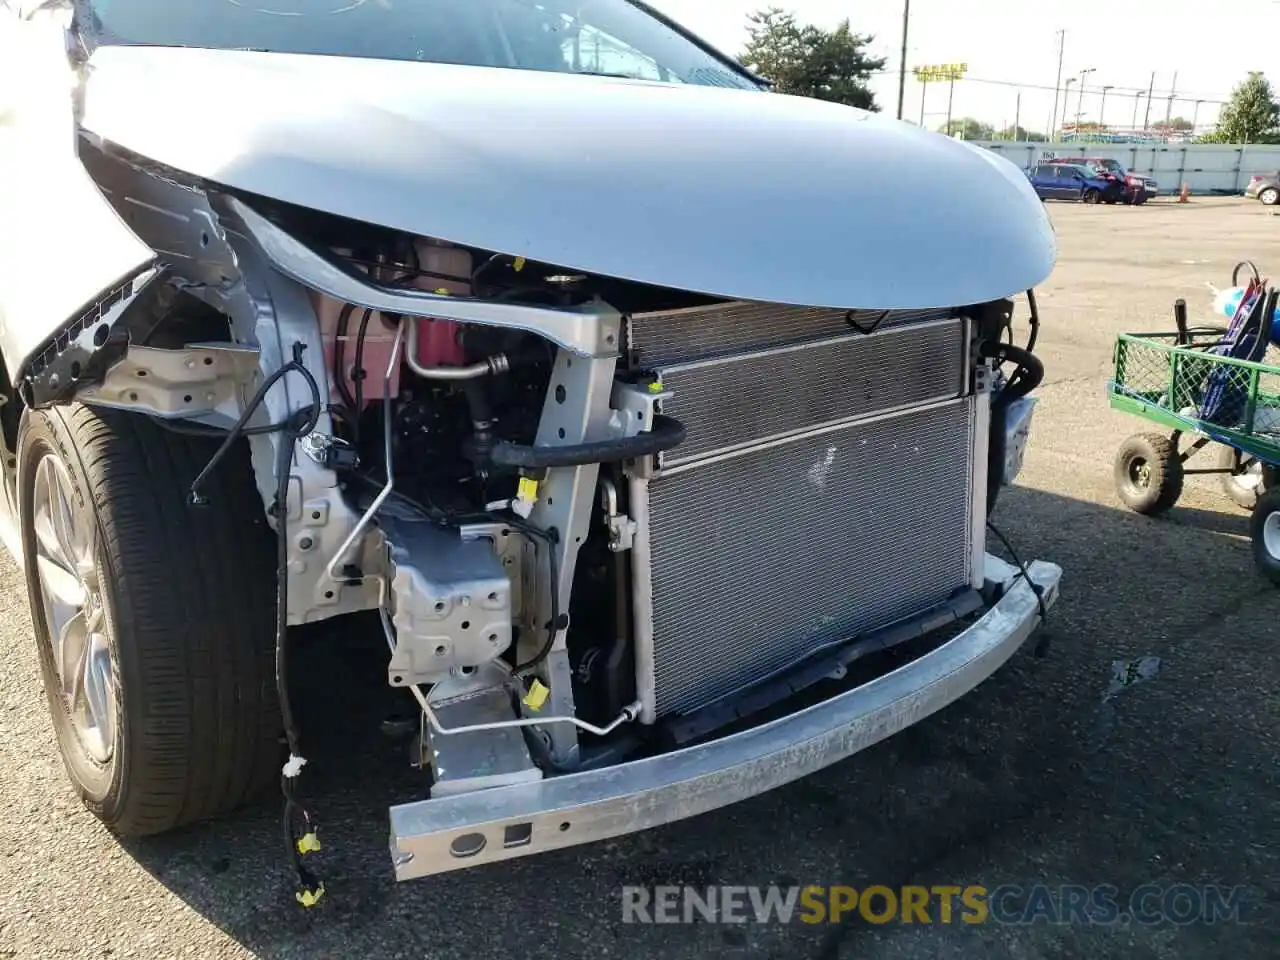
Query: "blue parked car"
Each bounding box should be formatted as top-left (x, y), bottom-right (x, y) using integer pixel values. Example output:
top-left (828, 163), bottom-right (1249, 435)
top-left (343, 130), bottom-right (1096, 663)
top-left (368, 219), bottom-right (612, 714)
top-left (1027, 162), bottom-right (1124, 204)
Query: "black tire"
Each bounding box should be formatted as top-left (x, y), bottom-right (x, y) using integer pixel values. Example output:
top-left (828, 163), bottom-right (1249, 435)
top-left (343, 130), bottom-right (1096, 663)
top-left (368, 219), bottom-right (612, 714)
top-left (1114, 432), bottom-right (1183, 515)
top-left (17, 403), bottom-right (281, 837)
top-left (1259, 187), bottom-right (1279, 206)
top-left (1082, 188), bottom-right (1101, 204)
top-left (1249, 489), bottom-right (1280, 586)
top-left (1217, 445), bottom-right (1278, 510)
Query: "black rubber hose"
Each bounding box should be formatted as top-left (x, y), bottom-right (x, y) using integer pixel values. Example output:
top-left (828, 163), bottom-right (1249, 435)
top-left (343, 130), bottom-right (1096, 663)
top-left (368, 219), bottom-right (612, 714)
top-left (485, 415), bottom-right (687, 470)
top-left (1025, 288), bottom-right (1041, 353)
top-left (978, 342), bottom-right (1045, 406)
top-left (461, 379), bottom-right (496, 464)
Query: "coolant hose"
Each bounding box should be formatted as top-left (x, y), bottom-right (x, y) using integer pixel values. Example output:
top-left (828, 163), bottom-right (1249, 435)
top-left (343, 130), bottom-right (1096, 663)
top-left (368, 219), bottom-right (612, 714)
top-left (485, 415), bottom-right (687, 470)
top-left (461, 379), bottom-right (496, 463)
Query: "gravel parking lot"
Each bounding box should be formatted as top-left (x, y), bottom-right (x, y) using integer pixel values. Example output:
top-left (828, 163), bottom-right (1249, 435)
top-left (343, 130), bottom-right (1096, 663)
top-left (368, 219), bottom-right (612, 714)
top-left (1, 197), bottom-right (1277, 960)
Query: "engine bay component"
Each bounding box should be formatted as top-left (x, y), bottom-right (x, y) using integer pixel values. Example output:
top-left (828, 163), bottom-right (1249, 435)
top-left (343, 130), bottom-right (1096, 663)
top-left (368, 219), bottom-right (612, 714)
top-left (422, 664), bottom-right (544, 798)
top-left (381, 514), bottom-right (515, 688)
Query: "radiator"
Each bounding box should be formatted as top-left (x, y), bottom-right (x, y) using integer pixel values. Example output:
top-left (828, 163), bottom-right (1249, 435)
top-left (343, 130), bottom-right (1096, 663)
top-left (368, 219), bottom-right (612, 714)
top-left (627, 302), bottom-right (981, 721)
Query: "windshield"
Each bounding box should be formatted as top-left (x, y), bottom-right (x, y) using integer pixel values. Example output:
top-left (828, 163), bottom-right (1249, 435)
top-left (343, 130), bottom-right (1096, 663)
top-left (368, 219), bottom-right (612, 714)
top-left (76, 0), bottom-right (760, 90)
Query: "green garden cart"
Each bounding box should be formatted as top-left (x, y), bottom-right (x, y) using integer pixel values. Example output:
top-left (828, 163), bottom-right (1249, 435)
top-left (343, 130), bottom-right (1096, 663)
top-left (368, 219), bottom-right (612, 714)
top-left (1107, 263), bottom-right (1280, 585)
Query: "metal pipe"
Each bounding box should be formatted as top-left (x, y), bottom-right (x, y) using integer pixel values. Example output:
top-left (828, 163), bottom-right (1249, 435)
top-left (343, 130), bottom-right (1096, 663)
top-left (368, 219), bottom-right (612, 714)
top-left (324, 320), bottom-right (405, 582)
top-left (628, 473), bottom-right (658, 724)
top-left (403, 317), bottom-right (512, 380)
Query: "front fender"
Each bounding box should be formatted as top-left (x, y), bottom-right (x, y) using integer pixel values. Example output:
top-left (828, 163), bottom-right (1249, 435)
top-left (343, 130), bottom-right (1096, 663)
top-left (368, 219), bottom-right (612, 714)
top-left (0, 4), bottom-right (156, 386)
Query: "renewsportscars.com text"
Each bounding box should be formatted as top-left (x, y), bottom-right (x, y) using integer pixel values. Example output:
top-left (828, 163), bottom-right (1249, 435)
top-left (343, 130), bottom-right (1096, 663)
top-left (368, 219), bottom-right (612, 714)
top-left (621, 884), bottom-right (1253, 926)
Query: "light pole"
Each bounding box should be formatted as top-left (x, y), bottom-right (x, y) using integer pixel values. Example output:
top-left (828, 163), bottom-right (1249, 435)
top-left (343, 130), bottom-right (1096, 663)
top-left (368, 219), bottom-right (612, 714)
top-left (1061, 77), bottom-right (1076, 137)
top-left (896, 0), bottom-right (910, 120)
top-left (1143, 71), bottom-right (1156, 131)
top-left (1191, 99), bottom-right (1205, 135)
top-left (1075, 67), bottom-right (1095, 131)
top-left (1050, 29), bottom-right (1065, 145)
top-left (1100, 84), bottom-right (1114, 129)
top-left (1132, 90), bottom-right (1146, 130)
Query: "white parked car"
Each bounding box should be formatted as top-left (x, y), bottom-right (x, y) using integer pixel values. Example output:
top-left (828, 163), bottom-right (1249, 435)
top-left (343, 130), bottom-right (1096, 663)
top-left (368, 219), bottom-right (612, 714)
top-left (0, 0), bottom-right (1060, 894)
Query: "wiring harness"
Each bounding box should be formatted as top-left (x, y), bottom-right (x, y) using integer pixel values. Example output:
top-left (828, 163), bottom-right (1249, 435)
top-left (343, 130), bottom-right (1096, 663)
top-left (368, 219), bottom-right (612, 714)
top-left (185, 342), bottom-right (328, 908)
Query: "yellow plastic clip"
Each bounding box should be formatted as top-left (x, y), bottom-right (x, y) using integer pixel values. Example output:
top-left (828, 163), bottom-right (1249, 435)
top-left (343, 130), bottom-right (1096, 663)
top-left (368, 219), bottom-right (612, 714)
top-left (517, 477), bottom-right (539, 502)
top-left (434, 288), bottom-right (451, 296)
top-left (647, 380), bottom-right (665, 394)
top-left (513, 256), bottom-right (527, 273)
top-left (295, 884), bottom-right (325, 908)
top-left (296, 832), bottom-right (322, 855)
top-left (522, 679), bottom-right (550, 711)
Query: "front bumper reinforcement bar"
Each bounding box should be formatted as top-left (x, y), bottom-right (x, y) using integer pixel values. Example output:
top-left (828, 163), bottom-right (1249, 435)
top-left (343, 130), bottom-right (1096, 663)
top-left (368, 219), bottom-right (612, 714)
top-left (388, 554), bottom-right (1061, 880)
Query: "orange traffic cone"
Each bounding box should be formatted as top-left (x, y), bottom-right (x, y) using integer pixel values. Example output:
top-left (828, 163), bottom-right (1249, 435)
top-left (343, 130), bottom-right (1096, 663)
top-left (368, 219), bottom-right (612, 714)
top-left (1178, 182), bottom-right (1191, 203)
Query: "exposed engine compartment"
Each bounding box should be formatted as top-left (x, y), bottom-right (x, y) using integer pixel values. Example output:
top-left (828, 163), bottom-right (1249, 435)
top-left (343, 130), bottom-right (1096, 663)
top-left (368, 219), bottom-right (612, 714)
top-left (12, 141), bottom-right (1045, 854)
top-left (248, 200), bottom-right (716, 740)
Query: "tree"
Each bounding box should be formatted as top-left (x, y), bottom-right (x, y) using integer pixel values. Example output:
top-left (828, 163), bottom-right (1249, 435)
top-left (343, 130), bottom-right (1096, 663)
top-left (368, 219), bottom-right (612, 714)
top-left (740, 8), bottom-right (886, 110)
top-left (1201, 72), bottom-right (1280, 144)
top-left (993, 125), bottom-right (1047, 142)
top-left (1152, 117), bottom-right (1194, 133)
top-left (938, 117), bottom-right (994, 140)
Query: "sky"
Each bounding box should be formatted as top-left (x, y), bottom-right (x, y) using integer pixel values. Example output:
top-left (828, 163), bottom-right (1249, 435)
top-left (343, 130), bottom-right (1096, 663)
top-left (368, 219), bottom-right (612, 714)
top-left (647, 0), bottom-right (1280, 135)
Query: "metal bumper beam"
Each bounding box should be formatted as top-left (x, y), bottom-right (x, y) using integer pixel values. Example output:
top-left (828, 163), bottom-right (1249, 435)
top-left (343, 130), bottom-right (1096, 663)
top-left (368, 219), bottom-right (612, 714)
top-left (388, 554), bottom-right (1062, 881)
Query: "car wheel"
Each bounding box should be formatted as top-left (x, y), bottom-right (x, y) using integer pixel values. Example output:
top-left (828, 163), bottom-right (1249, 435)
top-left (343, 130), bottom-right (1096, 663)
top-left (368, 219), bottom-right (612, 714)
top-left (1260, 187), bottom-right (1279, 206)
top-left (1219, 446), bottom-right (1278, 510)
top-left (17, 403), bottom-right (281, 836)
top-left (1250, 489), bottom-right (1280, 586)
top-left (1114, 432), bottom-right (1183, 515)
top-left (1082, 188), bottom-right (1101, 204)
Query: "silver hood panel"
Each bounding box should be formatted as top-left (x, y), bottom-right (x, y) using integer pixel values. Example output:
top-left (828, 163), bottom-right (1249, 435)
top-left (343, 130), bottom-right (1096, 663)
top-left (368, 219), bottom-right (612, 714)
top-left (79, 46), bottom-right (1055, 311)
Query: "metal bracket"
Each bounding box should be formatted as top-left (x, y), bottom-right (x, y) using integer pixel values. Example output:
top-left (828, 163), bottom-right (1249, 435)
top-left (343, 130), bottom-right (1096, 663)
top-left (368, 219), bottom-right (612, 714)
top-left (609, 380), bottom-right (670, 438)
top-left (599, 478), bottom-right (636, 553)
top-left (75, 342), bottom-right (262, 422)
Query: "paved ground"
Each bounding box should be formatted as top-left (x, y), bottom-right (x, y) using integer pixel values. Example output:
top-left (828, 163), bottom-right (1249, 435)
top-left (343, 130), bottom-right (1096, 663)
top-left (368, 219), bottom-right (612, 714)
top-left (1, 197), bottom-right (1278, 959)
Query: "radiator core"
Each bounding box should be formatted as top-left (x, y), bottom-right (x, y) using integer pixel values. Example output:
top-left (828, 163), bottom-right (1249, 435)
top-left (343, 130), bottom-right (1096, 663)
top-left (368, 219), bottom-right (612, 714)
top-left (627, 301), bottom-right (980, 720)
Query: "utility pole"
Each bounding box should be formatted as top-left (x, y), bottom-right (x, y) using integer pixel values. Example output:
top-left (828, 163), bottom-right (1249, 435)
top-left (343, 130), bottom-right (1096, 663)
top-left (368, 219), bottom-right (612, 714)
top-left (1163, 69), bottom-right (1178, 135)
top-left (1014, 91), bottom-right (1021, 141)
top-left (1061, 77), bottom-right (1076, 137)
top-left (1050, 29), bottom-right (1065, 144)
top-left (896, 0), bottom-right (910, 120)
top-left (1192, 99), bottom-right (1204, 134)
top-left (1100, 85), bottom-right (1114, 128)
top-left (946, 73), bottom-right (957, 135)
top-left (1132, 91), bottom-right (1145, 129)
top-left (1075, 68), bottom-right (1095, 131)
top-left (1142, 71), bottom-right (1155, 131)
top-left (913, 66), bottom-right (928, 126)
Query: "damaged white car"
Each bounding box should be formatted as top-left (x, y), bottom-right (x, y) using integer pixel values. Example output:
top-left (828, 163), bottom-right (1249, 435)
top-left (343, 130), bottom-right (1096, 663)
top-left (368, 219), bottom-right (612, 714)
top-left (0, 0), bottom-right (1060, 894)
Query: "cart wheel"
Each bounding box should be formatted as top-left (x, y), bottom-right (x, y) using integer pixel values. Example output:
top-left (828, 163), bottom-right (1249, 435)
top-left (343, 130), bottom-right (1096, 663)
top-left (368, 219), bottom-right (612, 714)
top-left (1114, 433), bottom-right (1184, 515)
top-left (1249, 489), bottom-right (1280, 586)
top-left (1218, 446), bottom-right (1278, 510)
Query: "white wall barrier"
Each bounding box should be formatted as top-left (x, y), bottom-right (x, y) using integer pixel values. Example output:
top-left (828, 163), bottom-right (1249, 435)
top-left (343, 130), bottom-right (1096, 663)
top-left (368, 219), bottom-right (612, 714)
top-left (971, 141), bottom-right (1280, 195)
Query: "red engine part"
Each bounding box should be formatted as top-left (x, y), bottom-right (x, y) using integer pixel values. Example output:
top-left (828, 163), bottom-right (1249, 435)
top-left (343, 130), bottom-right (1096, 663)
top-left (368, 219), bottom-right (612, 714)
top-left (415, 317), bottom-right (465, 367)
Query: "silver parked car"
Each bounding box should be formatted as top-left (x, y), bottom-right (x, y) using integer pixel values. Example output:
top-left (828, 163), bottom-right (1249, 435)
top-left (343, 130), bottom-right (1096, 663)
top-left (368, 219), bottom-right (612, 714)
top-left (1245, 172), bottom-right (1280, 205)
top-left (0, 0), bottom-right (1060, 895)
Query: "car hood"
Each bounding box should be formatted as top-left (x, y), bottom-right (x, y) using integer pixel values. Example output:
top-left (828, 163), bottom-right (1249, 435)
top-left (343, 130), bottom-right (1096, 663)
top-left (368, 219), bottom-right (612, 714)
top-left (79, 46), bottom-right (1056, 310)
